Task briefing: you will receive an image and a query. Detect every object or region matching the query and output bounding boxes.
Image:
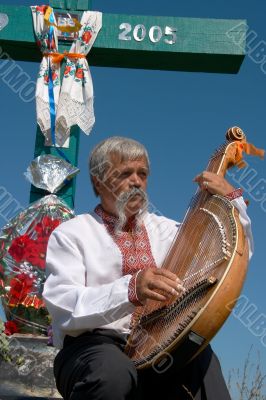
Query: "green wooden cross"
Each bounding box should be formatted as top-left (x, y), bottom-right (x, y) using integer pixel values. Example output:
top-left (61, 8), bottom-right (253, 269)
top-left (0, 1), bottom-right (247, 208)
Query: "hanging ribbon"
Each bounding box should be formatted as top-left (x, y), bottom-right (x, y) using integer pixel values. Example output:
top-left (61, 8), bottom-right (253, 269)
top-left (47, 11), bottom-right (71, 164)
top-left (44, 51), bottom-right (86, 64)
top-left (235, 142), bottom-right (265, 168)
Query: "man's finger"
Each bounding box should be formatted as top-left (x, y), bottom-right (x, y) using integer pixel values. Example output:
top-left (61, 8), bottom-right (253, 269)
top-left (193, 174), bottom-right (201, 182)
top-left (154, 268), bottom-right (180, 282)
top-left (145, 289), bottom-right (168, 302)
top-left (148, 279), bottom-right (179, 297)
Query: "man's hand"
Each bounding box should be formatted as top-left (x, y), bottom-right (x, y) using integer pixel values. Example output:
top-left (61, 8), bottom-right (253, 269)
top-left (136, 268), bottom-right (185, 304)
top-left (193, 171), bottom-right (235, 196)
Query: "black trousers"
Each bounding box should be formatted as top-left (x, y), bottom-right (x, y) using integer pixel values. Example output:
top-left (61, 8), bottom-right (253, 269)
top-left (54, 329), bottom-right (231, 400)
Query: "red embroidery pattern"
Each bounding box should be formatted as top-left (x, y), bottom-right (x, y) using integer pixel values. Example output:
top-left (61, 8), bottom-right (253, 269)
top-left (128, 271), bottom-right (142, 306)
top-left (95, 205), bottom-right (157, 304)
top-left (225, 188), bottom-right (243, 201)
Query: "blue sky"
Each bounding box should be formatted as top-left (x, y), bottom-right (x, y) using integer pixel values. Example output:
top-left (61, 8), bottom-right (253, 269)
top-left (0, 0), bottom-right (265, 392)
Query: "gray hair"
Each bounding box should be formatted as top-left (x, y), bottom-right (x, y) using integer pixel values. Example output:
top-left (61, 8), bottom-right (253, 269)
top-left (89, 136), bottom-right (150, 196)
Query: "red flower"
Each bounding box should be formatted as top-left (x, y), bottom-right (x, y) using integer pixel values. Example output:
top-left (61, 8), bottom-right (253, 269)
top-left (75, 68), bottom-right (84, 80)
top-left (64, 66), bottom-right (72, 75)
top-left (24, 240), bottom-right (48, 269)
top-left (52, 72), bottom-right (58, 81)
top-left (44, 74), bottom-right (49, 84)
top-left (4, 321), bottom-right (18, 336)
top-left (8, 235), bottom-right (34, 262)
top-left (7, 218), bottom-right (60, 269)
top-left (36, 40), bottom-right (42, 48)
top-left (35, 216), bottom-right (60, 238)
top-left (8, 273), bottom-right (35, 305)
top-left (82, 31), bottom-right (92, 44)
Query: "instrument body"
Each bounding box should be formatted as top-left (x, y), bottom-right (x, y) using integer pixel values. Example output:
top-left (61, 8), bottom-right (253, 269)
top-left (125, 128), bottom-right (250, 369)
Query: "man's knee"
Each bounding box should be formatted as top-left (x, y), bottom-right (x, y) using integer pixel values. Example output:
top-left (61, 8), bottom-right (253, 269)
top-left (71, 359), bottom-right (137, 400)
top-left (102, 350), bottom-right (137, 393)
top-left (99, 367), bottom-right (137, 398)
top-left (71, 346), bottom-right (138, 400)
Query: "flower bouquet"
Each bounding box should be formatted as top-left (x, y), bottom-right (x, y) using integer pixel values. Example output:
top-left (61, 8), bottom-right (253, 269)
top-left (0, 155), bottom-right (77, 334)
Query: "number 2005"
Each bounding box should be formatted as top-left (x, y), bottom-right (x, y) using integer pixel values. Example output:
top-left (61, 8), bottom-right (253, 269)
top-left (119, 23), bottom-right (177, 45)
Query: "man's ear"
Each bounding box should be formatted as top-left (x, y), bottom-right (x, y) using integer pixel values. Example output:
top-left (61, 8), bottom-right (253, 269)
top-left (92, 176), bottom-right (101, 195)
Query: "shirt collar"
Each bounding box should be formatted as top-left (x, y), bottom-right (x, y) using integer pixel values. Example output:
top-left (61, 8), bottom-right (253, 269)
top-left (94, 204), bottom-right (137, 231)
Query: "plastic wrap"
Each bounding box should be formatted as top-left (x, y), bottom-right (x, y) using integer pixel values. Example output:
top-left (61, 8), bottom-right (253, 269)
top-left (0, 156), bottom-right (77, 334)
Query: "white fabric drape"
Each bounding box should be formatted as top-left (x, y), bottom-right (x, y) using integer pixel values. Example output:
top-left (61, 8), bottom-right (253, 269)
top-left (31, 5), bottom-right (60, 145)
top-left (56, 11), bottom-right (102, 146)
top-left (31, 6), bottom-right (102, 147)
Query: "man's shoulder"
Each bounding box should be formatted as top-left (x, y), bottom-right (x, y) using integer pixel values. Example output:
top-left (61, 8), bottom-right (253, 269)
top-left (144, 213), bottom-right (180, 243)
top-left (144, 211), bottom-right (180, 227)
top-left (51, 212), bottom-right (98, 237)
top-left (144, 212), bottom-right (180, 239)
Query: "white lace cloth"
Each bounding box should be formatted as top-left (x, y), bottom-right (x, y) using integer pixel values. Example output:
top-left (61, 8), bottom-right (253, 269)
top-left (31, 5), bottom-right (60, 145)
top-left (31, 6), bottom-right (102, 147)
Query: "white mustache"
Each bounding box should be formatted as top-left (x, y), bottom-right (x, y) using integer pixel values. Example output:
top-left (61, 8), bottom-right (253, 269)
top-left (117, 187), bottom-right (147, 204)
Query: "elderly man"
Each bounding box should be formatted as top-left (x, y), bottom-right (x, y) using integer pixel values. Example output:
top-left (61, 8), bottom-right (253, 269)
top-left (43, 136), bottom-right (252, 400)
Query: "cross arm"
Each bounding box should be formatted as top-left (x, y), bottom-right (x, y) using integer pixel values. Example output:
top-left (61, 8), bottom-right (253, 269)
top-left (49, 0), bottom-right (92, 11)
top-left (0, 4), bottom-right (246, 73)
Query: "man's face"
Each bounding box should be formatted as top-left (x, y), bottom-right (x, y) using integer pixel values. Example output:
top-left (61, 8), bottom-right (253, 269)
top-left (93, 155), bottom-right (149, 217)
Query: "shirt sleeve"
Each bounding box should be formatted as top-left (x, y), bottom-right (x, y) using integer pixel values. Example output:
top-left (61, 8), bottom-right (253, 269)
top-left (128, 270), bottom-right (143, 306)
top-left (231, 196), bottom-right (254, 259)
top-left (43, 230), bottom-right (135, 333)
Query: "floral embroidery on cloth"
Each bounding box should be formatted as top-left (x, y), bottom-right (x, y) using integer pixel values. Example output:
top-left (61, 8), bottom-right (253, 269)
top-left (31, 6), bottom-right (102, 146)
top-left (31, 5), bottom-right (60, 143)
top-left (94, 205), bottom-right (157, 305)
